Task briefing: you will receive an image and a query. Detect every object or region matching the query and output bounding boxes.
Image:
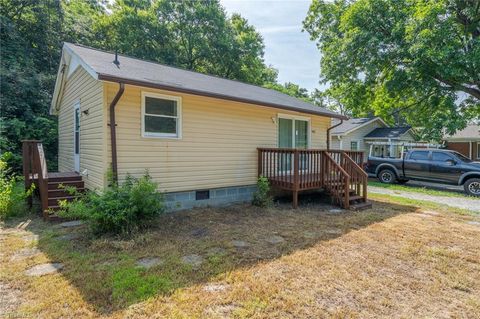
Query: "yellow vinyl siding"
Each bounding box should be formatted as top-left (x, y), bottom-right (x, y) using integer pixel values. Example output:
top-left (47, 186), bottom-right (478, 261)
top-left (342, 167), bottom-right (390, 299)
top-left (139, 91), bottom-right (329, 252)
top-left (57, 67), bottom-right (104, 189)
top-left (104, 83), bottom-right (330, 193)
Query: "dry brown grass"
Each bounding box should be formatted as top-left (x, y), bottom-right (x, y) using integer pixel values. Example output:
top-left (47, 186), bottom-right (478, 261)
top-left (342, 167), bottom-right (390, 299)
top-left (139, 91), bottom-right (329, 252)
top-left (1, 196), bottom-right (479, 318)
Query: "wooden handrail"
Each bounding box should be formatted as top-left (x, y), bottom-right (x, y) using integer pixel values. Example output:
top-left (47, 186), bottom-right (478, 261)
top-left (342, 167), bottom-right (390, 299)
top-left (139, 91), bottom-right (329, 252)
top-left (323, 152), bottom-right (350, 209)
top-left (341, 152), bottom-right (368, 203)
top-left (22, 140), bottom-right (49, 219)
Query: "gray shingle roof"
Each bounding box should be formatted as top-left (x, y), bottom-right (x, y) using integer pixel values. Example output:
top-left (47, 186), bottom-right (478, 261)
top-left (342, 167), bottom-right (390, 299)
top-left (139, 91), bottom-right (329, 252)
top-left (331, 117), bottom-right (376, 134)
top-left (65, 43), bottom-right (346, 119)
top-left (444, 124), bottom-right (480, 140)
top-left (364, 127), bottom-right (411, 139)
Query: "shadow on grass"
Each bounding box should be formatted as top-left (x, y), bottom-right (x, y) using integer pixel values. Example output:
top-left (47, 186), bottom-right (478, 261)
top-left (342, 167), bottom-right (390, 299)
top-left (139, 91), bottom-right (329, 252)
top-left (12, 193), bottom-right (417, 314)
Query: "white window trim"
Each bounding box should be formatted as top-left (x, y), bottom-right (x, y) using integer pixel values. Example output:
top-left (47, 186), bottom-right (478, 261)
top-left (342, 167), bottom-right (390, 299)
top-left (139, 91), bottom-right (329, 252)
top-left (277, 113), bottom-right (311, 148)
top-left (141, 91), bottom-right (182, 139)
top-left (350, 140), bottom-right (360, 151)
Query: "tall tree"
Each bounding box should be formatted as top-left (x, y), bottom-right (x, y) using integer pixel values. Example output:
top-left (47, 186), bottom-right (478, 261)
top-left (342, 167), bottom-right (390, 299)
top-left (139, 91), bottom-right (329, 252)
top-left (304, 0), bottom-right (480, 140)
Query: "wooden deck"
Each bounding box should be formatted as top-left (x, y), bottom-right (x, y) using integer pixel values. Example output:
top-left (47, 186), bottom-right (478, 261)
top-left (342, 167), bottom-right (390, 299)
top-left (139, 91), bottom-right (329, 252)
top-left (258, 148), bottom-right (369, 209)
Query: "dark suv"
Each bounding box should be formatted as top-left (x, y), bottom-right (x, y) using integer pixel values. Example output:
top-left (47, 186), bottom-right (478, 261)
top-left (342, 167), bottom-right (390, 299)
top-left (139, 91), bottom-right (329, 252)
top-left (366, 149), bottom-right (480, 196)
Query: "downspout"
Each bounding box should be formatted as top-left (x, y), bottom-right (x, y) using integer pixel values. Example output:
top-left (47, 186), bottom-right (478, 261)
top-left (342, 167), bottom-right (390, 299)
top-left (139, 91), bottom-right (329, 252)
top-left (327, 119), bottom-right (343, 150)
top-left (109, 82), bottom-right (125, 183)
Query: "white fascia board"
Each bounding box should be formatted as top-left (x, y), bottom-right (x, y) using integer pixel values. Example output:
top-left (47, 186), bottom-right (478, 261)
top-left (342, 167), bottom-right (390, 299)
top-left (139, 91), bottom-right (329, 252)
top-left (50, 43), bottom-right (99, 115)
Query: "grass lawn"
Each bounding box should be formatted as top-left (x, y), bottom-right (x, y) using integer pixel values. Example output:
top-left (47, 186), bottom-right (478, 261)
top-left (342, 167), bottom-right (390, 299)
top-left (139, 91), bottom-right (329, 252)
top-left (1, 196), bottom-right (479, 318)
top-left (368, 180), bottom-right (468, 198)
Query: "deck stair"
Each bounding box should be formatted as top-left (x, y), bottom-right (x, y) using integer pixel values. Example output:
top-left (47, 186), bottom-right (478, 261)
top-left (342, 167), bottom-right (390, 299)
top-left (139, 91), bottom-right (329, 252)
top-left (23, 140), bottom-right (84, 220)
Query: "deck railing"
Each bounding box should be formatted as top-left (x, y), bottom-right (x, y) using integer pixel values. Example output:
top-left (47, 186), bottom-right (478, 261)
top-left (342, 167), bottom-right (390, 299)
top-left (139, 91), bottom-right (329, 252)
top-left (327, 150), bottom-right (364, 166)
top-left (22, 140), bottom-right (49, 218)
top-left (257, 148), bottom-right (367, 209)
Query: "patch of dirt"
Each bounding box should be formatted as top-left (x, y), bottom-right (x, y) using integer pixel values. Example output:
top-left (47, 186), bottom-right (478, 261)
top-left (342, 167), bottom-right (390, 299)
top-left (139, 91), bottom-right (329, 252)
top-left (0, 282), bottom-right (23, 317)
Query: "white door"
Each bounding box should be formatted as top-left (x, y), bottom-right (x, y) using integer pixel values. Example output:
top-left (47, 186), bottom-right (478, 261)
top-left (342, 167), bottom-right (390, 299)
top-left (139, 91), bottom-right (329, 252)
top-left (73, 102), bottom-right (80, 172)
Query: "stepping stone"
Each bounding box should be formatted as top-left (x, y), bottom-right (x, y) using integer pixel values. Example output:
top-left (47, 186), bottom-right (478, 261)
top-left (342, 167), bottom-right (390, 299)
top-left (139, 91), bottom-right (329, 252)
top-left (329, 209), bottom-right (344, 213)
top-left (207, 247), bottom-right (227, 256)
top-left (59, 220), bottom-right (84, 228)
top-left (422, 210), bottom-right (440, 216)
top-left (266, 235), bottom-right (285, 244)
top-left (231, 240), bottom-right (249, 248)
top-left (467, 221), bottom-right (480, 226)
top-left (10, 248), bottom-right (41, 261)
top-left (203, 283), bottom-right (229, 292)
top-left (415, 213), bottom-right (433, 218)
top-left (303, 231), bottom-right (319, 239)
top-left (57, 233), bottom-right (81, 241)
top-left (136, 257), bottom-right (163, 269)
top-left (181, 254), bottom-right (203, 268)
top-left (325, 229), bottom-right (343, 235)
top-left (25, 263), bottom-right (63, 276)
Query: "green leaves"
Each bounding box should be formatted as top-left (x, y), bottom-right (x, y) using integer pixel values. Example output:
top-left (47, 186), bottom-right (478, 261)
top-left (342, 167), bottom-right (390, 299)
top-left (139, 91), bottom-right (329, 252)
top-left (304, 0), bottom-right (480, 140)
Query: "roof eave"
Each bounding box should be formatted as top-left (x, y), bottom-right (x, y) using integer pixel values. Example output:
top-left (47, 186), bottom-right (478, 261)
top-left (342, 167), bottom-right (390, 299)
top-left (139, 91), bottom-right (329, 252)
top-left (98, 74), bottom-right (348, 120)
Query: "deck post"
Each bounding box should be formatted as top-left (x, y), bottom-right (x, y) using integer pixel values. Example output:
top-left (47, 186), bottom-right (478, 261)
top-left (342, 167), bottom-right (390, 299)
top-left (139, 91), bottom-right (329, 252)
top-left (22, 141), bottom-right (33, 208)
top-left (257, 149), bottom-right (262, 177)
top-left (293, 149), bottom-right (299, 208)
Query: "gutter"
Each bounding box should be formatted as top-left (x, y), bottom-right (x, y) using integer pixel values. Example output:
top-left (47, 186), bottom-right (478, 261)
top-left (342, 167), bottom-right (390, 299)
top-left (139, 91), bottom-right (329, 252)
top-left (327, 119), bottom-right (344, 150)
top-left (98, 74), bottom-right (348, 120)
top-left (109, 82), bottom-right (125, 183)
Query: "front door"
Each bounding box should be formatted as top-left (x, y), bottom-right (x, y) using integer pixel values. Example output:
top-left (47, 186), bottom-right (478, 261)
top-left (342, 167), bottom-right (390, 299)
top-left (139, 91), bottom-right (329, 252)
top-left (73, 102), bottom-right (80, 172)
top-left (278, 117), bottom-right (309, 171)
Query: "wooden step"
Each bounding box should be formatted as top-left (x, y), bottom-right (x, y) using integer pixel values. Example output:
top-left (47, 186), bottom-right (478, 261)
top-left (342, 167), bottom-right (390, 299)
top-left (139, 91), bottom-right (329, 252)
top-left (48, 180), bottom-right (84, 190)
top-left (48, 175), bottom-right (82, 183)
top-left (338, 189), bottom-right (356, 194)
top-left (48, 188), bottom-right (85, 198)
top-left (350, 201), bottom-right (372, 211)
top-left (348, 195), bottom-right (363, 203)
top-left (48, 196), bottom-right (78, 207)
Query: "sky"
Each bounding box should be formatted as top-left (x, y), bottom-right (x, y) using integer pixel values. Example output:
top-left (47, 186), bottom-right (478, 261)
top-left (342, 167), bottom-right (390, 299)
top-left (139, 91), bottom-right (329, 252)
top-left (220, 0), bottom-right (322, 92)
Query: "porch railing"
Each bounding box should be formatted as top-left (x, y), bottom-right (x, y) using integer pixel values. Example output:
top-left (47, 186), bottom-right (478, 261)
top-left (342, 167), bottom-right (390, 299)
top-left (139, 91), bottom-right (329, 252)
top-left (22, 140), bottom-right (49, 218)
top-left (257, 148), bottom-right (367, 209)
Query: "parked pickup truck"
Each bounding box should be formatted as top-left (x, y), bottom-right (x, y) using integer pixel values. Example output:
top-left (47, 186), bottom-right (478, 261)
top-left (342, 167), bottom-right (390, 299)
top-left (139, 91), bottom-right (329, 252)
top-left (365, 149), bottom-right (480, 197)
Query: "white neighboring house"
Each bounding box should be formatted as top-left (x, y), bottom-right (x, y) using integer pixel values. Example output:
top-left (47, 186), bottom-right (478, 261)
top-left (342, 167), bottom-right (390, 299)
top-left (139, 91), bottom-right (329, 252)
top-left (330, 117), bottom-right (415, 157)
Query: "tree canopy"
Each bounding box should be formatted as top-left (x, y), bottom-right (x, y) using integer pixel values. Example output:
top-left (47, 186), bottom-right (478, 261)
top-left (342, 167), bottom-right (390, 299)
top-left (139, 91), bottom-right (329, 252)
top-left (1, 0), bottom-right (307, 172)
top-left (304, 0), bottom-right (480, 140)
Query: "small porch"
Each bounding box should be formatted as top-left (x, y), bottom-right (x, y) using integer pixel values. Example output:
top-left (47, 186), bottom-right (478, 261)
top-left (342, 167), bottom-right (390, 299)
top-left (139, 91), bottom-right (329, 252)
top-left (22, 140), bottom-right (85, 220)
top-left (258, 148), bottom-right (370, 209)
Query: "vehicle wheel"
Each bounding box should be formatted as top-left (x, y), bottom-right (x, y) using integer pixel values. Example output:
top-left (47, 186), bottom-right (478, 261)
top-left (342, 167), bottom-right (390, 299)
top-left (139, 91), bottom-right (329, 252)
top-left (464, 178), bottom-right (480, 197)
top-left (378, 169), bottom-right (396, 184)
top-left (397, 179), bottom-right (409, 185)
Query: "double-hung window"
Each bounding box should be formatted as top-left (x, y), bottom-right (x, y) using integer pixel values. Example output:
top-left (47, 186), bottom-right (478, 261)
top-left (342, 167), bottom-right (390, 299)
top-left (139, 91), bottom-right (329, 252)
top-left (142, 92), bottom-right (182, 138)
top-left (350, 141), bottom-right (359, 151)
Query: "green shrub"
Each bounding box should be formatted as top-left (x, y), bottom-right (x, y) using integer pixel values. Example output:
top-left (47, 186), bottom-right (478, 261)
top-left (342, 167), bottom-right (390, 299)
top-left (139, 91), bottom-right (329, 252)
top-left (0, 152), bottom-right (32, 220)
top-left (58, 173), bottom-right (165, 236)
top-left (252, 176), bottom-right (273, 208)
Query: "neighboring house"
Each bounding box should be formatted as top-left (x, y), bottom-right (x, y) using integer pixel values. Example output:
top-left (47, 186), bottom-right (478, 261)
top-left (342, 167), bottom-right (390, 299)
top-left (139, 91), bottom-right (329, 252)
top-left (330, 117), bottom-right (387, 154)
top-left (443, 124), bottom-right (480, 160)
top-left (45, 43), bottom-right (360, 212)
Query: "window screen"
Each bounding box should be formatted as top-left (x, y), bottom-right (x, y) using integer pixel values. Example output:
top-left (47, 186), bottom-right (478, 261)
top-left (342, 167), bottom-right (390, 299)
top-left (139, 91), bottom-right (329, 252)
top-left (144, 95), bottom-right (180, 137)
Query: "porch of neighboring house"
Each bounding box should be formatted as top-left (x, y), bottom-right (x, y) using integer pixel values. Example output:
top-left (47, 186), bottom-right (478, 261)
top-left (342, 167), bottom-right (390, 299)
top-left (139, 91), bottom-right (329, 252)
top-left (258, 148), bottom-right (371, 209)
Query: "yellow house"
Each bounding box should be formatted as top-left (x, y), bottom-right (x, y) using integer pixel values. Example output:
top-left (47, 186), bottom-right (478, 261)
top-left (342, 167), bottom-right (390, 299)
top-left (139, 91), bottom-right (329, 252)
top-left (41, 42), bottom-right (368, 213)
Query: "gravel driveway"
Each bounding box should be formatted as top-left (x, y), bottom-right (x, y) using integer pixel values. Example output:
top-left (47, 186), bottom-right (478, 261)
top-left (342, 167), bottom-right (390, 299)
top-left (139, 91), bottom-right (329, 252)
top-left (369, 186), bottom-right (480, 212)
